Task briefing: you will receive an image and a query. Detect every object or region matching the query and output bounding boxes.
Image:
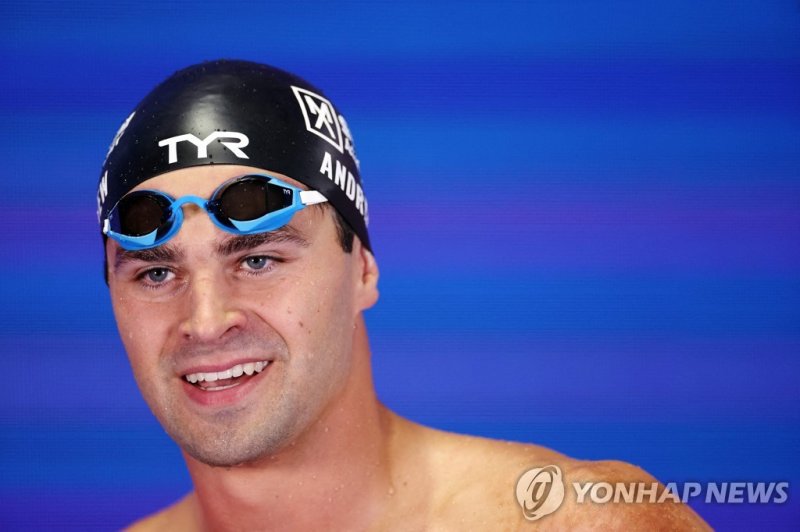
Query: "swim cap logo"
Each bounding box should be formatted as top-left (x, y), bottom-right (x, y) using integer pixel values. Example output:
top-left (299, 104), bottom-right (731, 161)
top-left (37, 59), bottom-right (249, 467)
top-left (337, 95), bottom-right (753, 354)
top-left (105, 111), bottom-right (136, 163)
top-left (515, 465), bottom-right (565, 521)
top-left (158, 132), bottom-right (250, 164)
top-left (97, 170), bottom-right (108, 222)
top-left (292, 86), bottom-right (344, 154)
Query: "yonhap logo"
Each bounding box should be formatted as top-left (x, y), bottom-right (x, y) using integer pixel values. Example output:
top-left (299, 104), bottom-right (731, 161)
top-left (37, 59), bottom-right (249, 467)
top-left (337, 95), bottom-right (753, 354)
top-left (515, 465), bottom-right (565, 521)
top-left (292, 86), bottom-right (343, 153)
top-left (511, 467), bottom-right (789, 523)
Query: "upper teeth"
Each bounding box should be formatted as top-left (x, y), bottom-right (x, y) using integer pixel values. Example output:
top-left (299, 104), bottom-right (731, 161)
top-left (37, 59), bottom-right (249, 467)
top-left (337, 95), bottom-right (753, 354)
top-left (185, 361), bottom-right (269, 384)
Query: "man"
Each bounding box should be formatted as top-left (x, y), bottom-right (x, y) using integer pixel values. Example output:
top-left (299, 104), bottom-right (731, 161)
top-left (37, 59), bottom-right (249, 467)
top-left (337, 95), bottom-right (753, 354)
top-left (98, 59), bottom-right (709, 530)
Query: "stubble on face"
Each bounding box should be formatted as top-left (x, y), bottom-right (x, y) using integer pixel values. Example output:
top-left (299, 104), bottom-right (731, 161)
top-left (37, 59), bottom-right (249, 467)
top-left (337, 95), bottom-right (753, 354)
top-left (141, 328), bottom-right (288, 467)
top-left (136, 279), bottom-right (353, 466)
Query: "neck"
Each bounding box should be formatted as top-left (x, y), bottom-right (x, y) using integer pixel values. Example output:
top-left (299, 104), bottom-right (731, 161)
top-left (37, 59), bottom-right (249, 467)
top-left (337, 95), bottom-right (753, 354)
top-left (182, 318), bottom-right (397, 530)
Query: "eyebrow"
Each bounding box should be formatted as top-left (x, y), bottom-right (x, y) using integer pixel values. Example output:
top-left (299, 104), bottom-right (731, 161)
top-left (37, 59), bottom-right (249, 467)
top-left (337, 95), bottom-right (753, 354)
top-left (216, 226), bottom-right (310, 256)
top-left (112, 226), bottom-right (310, 271)
top-left (114, 244), bottom-right (185, 270)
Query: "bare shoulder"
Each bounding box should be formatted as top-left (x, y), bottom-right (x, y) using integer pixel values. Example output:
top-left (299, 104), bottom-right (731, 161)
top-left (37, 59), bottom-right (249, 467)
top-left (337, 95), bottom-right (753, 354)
top-left (398, 421), bottom-right (709, 531)
top-left (412, 425), bottom-right (574, 529)
top-left (124, 493), bottom-right (198, 532)
top-left (555, 459), bottom-right (711, 531)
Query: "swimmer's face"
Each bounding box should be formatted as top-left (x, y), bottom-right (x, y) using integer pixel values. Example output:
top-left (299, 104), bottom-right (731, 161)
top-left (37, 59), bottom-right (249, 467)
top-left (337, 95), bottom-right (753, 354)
top-left (106, 165), bottom-right (378, 466)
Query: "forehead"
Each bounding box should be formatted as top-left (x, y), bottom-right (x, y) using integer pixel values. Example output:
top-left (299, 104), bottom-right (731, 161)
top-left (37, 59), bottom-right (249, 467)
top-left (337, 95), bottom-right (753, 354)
top-left (131, 165), bottom-right (309, 197)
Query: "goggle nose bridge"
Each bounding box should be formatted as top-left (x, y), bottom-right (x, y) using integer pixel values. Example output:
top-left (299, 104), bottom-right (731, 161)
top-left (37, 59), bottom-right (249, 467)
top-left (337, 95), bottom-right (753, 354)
top-left (168, 195), bottom-right (214, 214)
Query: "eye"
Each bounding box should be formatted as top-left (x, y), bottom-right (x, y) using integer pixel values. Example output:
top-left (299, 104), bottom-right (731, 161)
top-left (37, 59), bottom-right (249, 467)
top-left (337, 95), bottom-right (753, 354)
top-left (142, 267), bottom-right (173, 284)
top-left (244, 256), bottom-right (271, 270)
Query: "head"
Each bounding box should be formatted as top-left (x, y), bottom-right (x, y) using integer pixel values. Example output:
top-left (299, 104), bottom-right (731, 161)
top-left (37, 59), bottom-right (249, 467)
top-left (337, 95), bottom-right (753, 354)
top-left (99, 60), bottom-right (378, 466)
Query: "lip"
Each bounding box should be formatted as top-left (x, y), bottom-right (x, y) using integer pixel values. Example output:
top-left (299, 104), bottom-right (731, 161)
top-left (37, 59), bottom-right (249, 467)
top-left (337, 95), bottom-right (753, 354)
top-left (180, 360), bottom-right (272, 407)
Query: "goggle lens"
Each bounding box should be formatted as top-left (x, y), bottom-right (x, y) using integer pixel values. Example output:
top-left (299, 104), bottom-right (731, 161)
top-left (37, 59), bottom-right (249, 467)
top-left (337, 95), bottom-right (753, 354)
top-left (215, 177), bottom-right (293, 228)
top-left (115, 192), bottom-right (172, 236)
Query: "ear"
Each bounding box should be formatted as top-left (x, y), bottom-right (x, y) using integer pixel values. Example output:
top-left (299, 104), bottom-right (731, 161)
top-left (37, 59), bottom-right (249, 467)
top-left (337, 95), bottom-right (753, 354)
top-left (353, 239), bottom-right (379, 311)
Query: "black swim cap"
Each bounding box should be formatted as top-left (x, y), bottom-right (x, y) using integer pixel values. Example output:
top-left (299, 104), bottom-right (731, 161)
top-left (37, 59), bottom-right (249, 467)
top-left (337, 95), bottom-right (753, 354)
top-left (97, 59), bottom-right (370, 250)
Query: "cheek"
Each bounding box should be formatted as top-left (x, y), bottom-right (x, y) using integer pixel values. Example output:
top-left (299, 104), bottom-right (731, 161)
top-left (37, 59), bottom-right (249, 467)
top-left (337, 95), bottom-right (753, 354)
top-left (110, 289), bottom-right (171, 373)
top-left (301, 279), bottom-right (356, 376)
top-left (259, 261), bottom-right (356, 353)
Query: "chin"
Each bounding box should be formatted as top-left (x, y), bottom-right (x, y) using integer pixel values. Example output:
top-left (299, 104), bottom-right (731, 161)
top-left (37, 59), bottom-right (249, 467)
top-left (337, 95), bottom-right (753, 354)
top-left (170, 411), bottom-right (304, 468)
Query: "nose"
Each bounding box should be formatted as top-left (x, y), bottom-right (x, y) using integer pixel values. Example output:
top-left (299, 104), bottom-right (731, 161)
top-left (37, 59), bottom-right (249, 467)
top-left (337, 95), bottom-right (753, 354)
top-left (178, 273), bottom-right (247, 343)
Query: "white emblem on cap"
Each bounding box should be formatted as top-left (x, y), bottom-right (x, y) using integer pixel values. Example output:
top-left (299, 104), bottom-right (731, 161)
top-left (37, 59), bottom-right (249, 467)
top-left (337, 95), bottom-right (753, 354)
top-left (105, 110), bottom-right (136, 162)
top-left (292, 86), bottom-right (344, 154)
top-left (158, 132), bottom-right (250, 163)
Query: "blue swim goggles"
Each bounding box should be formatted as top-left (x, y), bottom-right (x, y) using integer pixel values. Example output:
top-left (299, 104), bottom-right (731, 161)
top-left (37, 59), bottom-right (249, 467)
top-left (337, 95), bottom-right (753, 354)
top-left (103, 174), bottom-right (328, 250)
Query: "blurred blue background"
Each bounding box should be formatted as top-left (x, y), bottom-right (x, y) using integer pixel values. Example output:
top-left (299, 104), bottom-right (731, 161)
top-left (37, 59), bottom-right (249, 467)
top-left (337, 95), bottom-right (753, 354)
top-left (1, 0), bottom-right (798, 529)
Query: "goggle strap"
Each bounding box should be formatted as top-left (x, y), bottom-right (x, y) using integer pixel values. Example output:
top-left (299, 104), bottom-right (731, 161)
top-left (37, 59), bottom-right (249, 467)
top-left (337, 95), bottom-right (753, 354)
top-left (300, 190), bottom-right (328, 206)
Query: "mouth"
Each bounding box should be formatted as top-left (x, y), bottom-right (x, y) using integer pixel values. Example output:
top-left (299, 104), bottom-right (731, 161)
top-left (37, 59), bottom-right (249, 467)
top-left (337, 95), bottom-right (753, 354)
top-left (183, 360), bottom-right (270, 392)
